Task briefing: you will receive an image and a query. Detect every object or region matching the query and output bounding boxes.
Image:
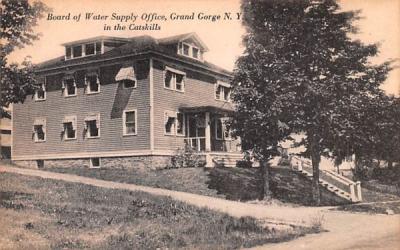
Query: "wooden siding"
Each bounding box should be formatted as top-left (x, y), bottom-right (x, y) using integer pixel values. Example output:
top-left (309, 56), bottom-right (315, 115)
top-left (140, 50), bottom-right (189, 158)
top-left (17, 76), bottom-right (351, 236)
top-left (152, 59), bottom-right (239, 151)
top-left (13, 60), bottom-right (151, 159)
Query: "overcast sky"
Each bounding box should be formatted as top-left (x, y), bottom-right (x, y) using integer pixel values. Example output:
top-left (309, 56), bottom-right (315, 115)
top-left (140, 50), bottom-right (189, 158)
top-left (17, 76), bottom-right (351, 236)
top-left (9, 0), bottom-right (399, 95)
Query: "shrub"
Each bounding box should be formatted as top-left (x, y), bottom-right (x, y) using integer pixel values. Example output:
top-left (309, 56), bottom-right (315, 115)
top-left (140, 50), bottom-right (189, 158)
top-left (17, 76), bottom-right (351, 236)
top-left (236, 160), bottom-right (253, 168)
top-left (169, 145), bottom-right (206, 168)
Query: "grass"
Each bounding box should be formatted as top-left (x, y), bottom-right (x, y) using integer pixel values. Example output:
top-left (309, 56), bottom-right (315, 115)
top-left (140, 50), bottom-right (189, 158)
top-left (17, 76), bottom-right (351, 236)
top-left (335, 201), bottom-right (400, 215)
top-left (0, 172), bottom-right (319, 249)
top-left (46, 165), bottom-right (350, 206)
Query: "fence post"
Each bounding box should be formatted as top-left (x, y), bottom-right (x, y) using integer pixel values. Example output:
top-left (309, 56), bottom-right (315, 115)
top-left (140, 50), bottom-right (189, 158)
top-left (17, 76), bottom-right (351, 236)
top-left (349, 183), bottom-right (356, 201)
top-left (205, 153), bottom-right (213, 168)
top-left (356, 181), bottom-right (362, 202)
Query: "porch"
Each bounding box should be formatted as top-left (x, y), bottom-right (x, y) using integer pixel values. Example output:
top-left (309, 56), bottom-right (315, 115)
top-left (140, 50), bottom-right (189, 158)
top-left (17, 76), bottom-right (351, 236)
top-left (178, 106), bottom-right (241, 154)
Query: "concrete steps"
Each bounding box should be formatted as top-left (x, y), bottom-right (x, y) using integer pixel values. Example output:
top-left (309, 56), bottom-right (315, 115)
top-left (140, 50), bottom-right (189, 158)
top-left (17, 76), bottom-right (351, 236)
top-left (210, 153), bottom-right (244, 168)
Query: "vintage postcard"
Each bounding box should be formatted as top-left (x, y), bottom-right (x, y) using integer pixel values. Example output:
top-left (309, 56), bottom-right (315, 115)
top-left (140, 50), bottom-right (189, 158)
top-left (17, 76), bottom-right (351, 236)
top-left (1, 0), bottom-right (399, 249)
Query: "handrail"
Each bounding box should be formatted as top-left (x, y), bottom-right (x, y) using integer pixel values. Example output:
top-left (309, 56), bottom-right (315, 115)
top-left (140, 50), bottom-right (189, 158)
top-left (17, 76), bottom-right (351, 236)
top-left (323, 170), bottom-right (355, 185)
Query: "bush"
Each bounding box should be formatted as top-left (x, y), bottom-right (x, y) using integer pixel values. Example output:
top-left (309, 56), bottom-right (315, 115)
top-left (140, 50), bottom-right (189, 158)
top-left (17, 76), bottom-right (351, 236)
top-left (169, 145), bottom-right (206, 168)
top-left (236, 160), bottom-right (253, 168)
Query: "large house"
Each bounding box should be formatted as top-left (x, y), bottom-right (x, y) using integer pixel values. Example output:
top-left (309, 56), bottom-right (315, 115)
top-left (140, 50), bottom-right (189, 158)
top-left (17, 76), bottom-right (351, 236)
top-left (12, 33), bottom-right (242, 169)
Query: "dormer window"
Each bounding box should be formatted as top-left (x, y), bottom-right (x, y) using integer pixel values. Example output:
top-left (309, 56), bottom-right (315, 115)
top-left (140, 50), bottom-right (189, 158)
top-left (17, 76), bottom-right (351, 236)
top-left (215, 81), bottom-right (231, 102)
top-left (178, 42), bottom-right (202, 61)
top-left (73, 45), bottom-right (82, 57)
top-left (65, 41), bottom-right (103, 60)
top-left (85, 43), bottom-right (95, 55)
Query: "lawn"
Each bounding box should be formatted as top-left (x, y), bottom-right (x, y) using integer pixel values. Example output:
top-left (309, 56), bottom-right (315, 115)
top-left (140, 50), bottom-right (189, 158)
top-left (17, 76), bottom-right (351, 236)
top-left (0, 172), bottom-right (318, 249)
top-left (45, 165), bottom-right (350, 206)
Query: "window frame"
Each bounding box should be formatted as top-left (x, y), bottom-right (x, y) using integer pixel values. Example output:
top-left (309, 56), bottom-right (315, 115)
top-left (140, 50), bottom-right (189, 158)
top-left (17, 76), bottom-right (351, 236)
top-left (85, 73), bottom-right (101, 94)
top-left (164, 111), bottom-right (177, 136)
top-left (164, 67), bottom-right (186, 93)
top-left (215, 81), bottom-right (231, 102)
top-left (123, 109), bottom-right (137, 136)
top-left (178, 42), bottom-right (202, 61)
top-left (62, 116), bottom-right (77, 141)
top-left (34, 79), bottom-right (46, 101)
top-left (89, 158), bottom-right (101, 168)
top-left (85, 114), bottom-right (100, 139)
top-left (215, 117), bottom-right (232, 141)
top-left (33, 119), bottom-right (46, 143)
top-left (122, 79), bottom-right (136, 89)
top-left (63, 77), bottom-right (77, 97)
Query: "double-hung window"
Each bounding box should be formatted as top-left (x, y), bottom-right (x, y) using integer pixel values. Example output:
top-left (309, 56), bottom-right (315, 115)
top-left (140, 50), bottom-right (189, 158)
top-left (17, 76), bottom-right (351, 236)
top-left (164, 67), bottom-right (185, 92)
top-left (35, 78), bottom-right (46, 101)
top-left (33, 118), bottom-right (46, 142)
top-left (62, 77), bottom-right (77, 97)
top-left (123, 110), bottom-right (137, 135)
top-left (85, 73), bottom-right (100, 94)
top-left (115, 66), bottom-right (136, 89)
top-left (62, 115), bottom-right (77, 140)
top-left (176, 112), bottom-right (185, 136)
top-left (84, 114), bottom-right (100, 138)
top-left (164, 111), bottom-right (177, 135)
top-left (215, 81), bottom-right (231, 102)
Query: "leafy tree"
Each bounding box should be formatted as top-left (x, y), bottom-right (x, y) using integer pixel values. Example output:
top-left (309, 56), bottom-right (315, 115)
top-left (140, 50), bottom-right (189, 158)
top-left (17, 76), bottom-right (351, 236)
top-left (0, 0), bottom-right (48, 117)
top-left (231, 0), bottom-right (392, 204)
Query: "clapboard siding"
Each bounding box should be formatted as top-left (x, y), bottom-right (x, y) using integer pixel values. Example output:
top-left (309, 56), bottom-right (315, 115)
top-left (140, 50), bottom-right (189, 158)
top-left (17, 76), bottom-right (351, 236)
top-left (13, 60), bottom-right (151, 159)
top-left (152, 59), bottom-right (234, 150)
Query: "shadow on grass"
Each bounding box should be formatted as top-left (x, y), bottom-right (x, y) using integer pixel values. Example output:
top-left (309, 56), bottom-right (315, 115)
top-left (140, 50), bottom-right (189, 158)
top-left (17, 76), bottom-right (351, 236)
top-left (206, 166), bottom-right (350, 206)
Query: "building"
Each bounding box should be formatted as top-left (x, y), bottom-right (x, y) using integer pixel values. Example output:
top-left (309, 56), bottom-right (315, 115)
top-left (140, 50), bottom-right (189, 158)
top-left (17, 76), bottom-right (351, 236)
top-left (0, 105), bottom-right (12, 159)
top-left (12, 33), bottom-right (242, 169)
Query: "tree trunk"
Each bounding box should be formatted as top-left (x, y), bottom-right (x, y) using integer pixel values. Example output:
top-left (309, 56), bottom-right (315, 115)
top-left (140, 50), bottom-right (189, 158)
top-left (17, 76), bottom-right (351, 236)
top-left (260, 160), bottom-right (272, 200)
top-left (310, 135), bottom-right (321, 205)
top-left (388, 160), bottom-right (393, 169)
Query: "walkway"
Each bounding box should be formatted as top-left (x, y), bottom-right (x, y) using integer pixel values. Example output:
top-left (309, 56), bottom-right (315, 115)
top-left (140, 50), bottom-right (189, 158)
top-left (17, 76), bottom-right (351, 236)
top-left (1, 165), bottom-right (399, 250)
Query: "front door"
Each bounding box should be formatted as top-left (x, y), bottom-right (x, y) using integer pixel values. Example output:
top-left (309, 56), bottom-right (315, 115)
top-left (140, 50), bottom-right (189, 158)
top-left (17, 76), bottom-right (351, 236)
top-left (187, 114), bottom-right (206, 151)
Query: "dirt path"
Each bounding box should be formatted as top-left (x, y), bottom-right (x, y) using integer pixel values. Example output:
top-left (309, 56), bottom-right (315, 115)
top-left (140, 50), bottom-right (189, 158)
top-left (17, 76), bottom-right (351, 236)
top-left (1, 165), bottom-right (399, 250)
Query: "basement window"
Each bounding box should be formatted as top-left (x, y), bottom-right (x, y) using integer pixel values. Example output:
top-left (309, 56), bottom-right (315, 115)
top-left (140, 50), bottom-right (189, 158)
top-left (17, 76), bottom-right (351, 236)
top-left (90, 158), bottom-right (101, 168)
top-left (36, 160), bottom-right (44, 168)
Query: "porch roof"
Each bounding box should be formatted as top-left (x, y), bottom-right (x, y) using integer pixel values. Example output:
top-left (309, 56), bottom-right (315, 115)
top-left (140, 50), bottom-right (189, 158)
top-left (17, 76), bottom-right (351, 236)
top-left (179, 105), bottom-right (234, 115)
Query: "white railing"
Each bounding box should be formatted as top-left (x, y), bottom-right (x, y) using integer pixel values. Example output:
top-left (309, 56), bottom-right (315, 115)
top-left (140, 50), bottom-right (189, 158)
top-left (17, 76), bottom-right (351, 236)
top-left (289, 155), bottom-right (362, 202)
top-left (184, 137), bottom-right (206, 152)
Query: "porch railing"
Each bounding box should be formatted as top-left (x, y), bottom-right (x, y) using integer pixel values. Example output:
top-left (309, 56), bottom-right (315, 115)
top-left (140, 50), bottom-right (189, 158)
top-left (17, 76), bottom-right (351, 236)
top-left (184, 137), bottom-right (206, 151)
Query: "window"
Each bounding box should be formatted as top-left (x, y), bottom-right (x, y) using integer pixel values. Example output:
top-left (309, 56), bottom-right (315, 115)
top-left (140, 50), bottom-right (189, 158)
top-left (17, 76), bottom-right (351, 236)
top-left (62, 77), bottom-right (77, 97)
top-left (178, 42), bottom-right (202, 61)
top-left (90, 158), bottom-right (101, 168)
top-left (33, 118), bottom-right (46, 142)
top-left (183, 44), bottom-right (190, 56)
top-left (164, 67), bottom-right (185, 92)
top-left (215, 81), bottom-right (231, 102)
top-left (176, 112), bottom-right (185, 135)
top-left (85, 43), bottom-right (95, 55)
top-left (85, 114), bottom-right (100, 138)
top-left (115, 66), bottom-right (136, 88)
top-left (85, 74), bottom-right (100, 93)
top-left (35, 81), bottom-right (46, 101)
top-left (66, 46), bottom-right (72, 59)
top-left (123, 110), bottom-right (137, 135)
top-left (95, 42), bottom-right (102, 54)
top-left (62, 116), bottom-right (77, 140)
top-left (123, 80), bottom-right (136, 88)
top-left (72, 45), bottom-right (82, 57)
top-left (164, 111), bottom-right (176, 135)
top-left (192, 47), bottom-right (199, 59)
top-left (36, 160), bottom-right (44, 168)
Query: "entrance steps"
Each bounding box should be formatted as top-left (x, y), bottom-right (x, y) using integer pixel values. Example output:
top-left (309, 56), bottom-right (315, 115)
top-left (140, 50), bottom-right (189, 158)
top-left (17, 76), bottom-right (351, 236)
top-left (290, 156), bottom-right (362, 203)
top-left (207, 152), bottom-right (244, 168)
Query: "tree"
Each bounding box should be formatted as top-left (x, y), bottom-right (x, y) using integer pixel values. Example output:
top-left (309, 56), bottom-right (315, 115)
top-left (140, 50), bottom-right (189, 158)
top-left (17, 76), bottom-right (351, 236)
top-left (0, 0), bottom-right (48, 117)
top-left (231, 0), bottom-right (392, 204)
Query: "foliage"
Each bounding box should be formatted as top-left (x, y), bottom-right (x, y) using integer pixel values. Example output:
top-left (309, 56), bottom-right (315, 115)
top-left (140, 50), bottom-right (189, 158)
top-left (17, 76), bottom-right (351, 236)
top-left (169, 145), bottom-right (206, 168)
top-left (236, 159), bottom-right (253, 168)
top-left (231, 0), bottom-right (392, 204)
top-left (0, 0), bottom-right (49, 116)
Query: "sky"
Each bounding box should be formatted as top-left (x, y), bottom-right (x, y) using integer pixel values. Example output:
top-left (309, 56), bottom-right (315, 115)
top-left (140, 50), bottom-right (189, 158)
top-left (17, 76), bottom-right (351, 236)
top-left (8, 0), bottom-right (400, 95)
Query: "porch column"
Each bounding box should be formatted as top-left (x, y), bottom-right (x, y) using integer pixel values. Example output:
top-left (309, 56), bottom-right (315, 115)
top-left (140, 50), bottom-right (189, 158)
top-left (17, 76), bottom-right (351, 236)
top-left (205, 112), bottom-right (211, 151)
